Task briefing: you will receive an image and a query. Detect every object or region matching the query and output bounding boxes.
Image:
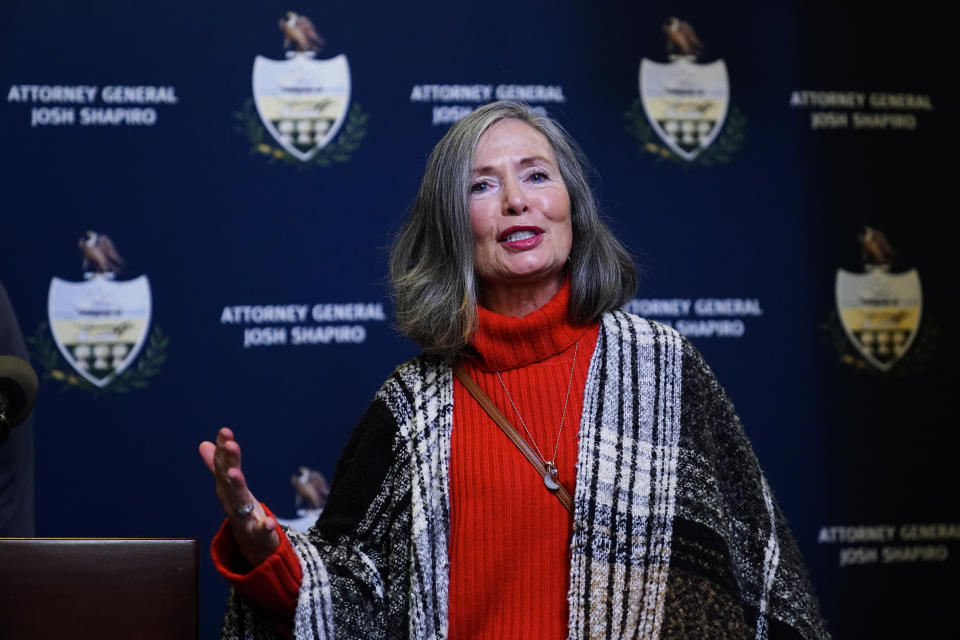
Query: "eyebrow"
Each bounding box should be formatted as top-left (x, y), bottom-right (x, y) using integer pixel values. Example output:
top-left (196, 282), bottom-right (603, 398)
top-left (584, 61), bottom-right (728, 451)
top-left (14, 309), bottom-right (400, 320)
top-left (472, 156), bottom-right (555, 174)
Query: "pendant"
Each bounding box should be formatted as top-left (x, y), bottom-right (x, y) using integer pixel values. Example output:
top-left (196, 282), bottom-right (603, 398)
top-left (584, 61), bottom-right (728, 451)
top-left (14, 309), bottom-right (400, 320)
top-left (543, 462), bottom-right (560, 491)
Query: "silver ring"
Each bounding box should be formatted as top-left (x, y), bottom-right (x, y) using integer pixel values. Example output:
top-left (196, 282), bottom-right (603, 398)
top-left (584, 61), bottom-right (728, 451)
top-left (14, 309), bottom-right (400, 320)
top-left (236, 502), bottom-right (255, 517)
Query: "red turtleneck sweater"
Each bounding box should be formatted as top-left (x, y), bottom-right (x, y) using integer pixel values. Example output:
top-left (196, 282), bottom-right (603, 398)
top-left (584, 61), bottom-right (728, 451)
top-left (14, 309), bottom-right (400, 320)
top-left (212, 282), bottom-right (599, 639)
top-left (449, 282), bottom-right (598, 639)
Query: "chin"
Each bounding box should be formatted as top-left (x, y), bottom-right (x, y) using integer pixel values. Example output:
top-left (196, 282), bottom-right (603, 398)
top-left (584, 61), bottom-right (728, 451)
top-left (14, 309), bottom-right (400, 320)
top-left (495, 267), bottom-right (565, 287)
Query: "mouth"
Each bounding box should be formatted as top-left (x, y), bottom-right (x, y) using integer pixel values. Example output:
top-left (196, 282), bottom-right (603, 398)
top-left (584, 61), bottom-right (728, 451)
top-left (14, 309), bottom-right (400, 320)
top-left (498, 226), bottom-right (544, 249)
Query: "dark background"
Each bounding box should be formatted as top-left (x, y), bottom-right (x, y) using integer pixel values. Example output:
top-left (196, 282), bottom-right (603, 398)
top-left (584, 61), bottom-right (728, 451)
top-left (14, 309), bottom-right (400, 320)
top-left (1, 1), bottom-right (956, 637)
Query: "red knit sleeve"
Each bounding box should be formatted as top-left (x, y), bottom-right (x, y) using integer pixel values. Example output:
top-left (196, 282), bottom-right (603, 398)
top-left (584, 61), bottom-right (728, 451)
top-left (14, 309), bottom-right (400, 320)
top-left (211, 503), bottom-right (303, 626)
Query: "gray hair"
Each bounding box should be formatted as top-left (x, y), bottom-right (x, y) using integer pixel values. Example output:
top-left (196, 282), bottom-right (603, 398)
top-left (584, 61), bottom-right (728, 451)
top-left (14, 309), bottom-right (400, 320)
top-left (389, 100), bottom-right (637, 361)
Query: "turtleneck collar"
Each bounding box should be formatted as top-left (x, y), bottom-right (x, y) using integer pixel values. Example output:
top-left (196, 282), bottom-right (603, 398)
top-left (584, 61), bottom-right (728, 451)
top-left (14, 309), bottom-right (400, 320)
top-left (469, 279), bottom-right (593, 372)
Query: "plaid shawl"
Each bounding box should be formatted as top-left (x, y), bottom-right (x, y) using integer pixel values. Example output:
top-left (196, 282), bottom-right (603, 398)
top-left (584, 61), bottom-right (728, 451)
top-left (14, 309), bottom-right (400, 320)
top-left (221, 312), bottom-right (830, 640)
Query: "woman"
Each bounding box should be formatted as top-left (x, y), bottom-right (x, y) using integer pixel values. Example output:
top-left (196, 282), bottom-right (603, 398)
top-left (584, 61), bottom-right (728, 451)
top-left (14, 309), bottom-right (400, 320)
top-left (200, 100), bottom-right (829, 639)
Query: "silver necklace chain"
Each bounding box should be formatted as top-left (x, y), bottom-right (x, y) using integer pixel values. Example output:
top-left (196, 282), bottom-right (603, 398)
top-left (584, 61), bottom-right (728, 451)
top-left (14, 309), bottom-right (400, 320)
top-left (495, 339), bottom-right (580, 468)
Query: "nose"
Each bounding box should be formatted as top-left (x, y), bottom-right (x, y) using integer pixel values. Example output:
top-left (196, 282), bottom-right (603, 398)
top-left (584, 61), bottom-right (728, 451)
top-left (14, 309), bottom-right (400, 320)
top-left (501, 177), bottom-right (528, 216)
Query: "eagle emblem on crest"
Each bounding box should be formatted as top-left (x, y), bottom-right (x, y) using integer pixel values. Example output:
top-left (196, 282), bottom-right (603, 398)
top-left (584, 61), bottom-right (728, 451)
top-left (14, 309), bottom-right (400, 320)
top-left (237, 11), bottom-right (367, 166)
top-left (835, 227), bottom-right (923, 372)
top-left (825, 226), bottom-right (936, 373)
top-left (626, 17), bottom-right (745, 166)
top-left (30, 231), bottom-right (168, 393)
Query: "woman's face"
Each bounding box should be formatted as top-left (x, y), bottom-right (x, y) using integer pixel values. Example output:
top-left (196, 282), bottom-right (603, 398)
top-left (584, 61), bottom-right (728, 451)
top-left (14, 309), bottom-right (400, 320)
top-left (469, 118), bottom-right (572, 304)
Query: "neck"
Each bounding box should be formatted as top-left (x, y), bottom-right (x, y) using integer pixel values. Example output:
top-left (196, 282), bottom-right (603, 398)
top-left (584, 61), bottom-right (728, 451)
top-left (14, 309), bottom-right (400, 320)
top-left (479, 274), bottom-right (565, 318)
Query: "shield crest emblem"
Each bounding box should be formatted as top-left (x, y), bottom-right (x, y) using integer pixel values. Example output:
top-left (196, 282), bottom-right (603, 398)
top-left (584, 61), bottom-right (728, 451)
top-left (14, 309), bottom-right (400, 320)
top-left (47, 275), bottom-right (152, 387)
top-left (835, 268), bottom-right (922, 371)
top-left (252, 53), bottom-right (351, 161)
top-left (639, 58), bottom-right (730, 161)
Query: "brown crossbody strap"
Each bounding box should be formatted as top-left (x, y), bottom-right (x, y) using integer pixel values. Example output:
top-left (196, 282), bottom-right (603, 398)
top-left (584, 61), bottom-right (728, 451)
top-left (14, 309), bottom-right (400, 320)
top-left (453, 364), bottom-right (575, 515)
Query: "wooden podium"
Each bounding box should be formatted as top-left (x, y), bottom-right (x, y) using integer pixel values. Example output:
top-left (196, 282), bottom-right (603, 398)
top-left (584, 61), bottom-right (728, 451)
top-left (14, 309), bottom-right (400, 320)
top-left (0, 538), bottom-right (199, 640)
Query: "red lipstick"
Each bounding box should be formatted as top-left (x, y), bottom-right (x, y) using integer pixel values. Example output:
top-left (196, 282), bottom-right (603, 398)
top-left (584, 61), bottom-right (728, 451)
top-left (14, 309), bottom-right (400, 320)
top-left (498, 226), bottom-right (544, 250)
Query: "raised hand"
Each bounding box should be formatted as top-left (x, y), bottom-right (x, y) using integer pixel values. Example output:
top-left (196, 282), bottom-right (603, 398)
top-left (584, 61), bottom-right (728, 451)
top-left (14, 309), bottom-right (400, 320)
top-left (199, 427), bottom-right (281, 566)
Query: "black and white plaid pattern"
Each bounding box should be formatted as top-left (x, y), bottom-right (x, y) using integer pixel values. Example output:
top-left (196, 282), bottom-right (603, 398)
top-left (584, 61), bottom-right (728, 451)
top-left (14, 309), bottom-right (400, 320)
top-left (219, 312), bottom-right (829, 640)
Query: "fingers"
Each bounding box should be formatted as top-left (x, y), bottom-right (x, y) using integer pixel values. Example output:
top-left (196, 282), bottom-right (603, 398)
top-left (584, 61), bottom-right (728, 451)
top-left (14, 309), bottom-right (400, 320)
top-left (199, 427), bottom-right (282, 564)
top-left (198, 427), bottom-right (237, 475)
top-left (215, 428), bottom-right (241, 471)
top-left (206, 427), bottom-right (241, 482)
top-left (218, 463), bottom-right (255, 515)
top-left (200, 427), bottom-right (255, 514)
top-left (215, 426), bottom-right (234, 447)
top-left (198, 441), bottom-right (215, 473)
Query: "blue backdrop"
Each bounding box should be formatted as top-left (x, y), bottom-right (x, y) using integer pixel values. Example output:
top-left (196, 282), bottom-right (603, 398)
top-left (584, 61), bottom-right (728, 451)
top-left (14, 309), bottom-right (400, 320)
top-left (1, 1), bottom-right (956, 638)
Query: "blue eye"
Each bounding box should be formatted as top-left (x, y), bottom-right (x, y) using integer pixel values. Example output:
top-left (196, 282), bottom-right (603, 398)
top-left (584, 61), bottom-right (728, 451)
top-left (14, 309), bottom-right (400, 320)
top-left (470, 181), bottom-right (488, 193)
top-left (529, 171), bottom-right (548, 182)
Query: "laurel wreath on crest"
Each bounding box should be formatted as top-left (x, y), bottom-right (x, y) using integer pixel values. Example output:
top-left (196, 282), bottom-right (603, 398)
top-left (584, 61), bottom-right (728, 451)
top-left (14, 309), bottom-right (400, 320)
top-left (27, 322), bottom-right (169, 394)
top-left (820, 310), bottom-right (939, 376)
top-left (623, 98), bottom-right (746, 167)
top-left (235, 99), bottom-right (368, 168)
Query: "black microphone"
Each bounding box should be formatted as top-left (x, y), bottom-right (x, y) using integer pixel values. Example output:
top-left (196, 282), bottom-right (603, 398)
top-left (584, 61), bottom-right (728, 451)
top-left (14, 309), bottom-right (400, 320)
top-left (0, 355), bottom-right (38, 445)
